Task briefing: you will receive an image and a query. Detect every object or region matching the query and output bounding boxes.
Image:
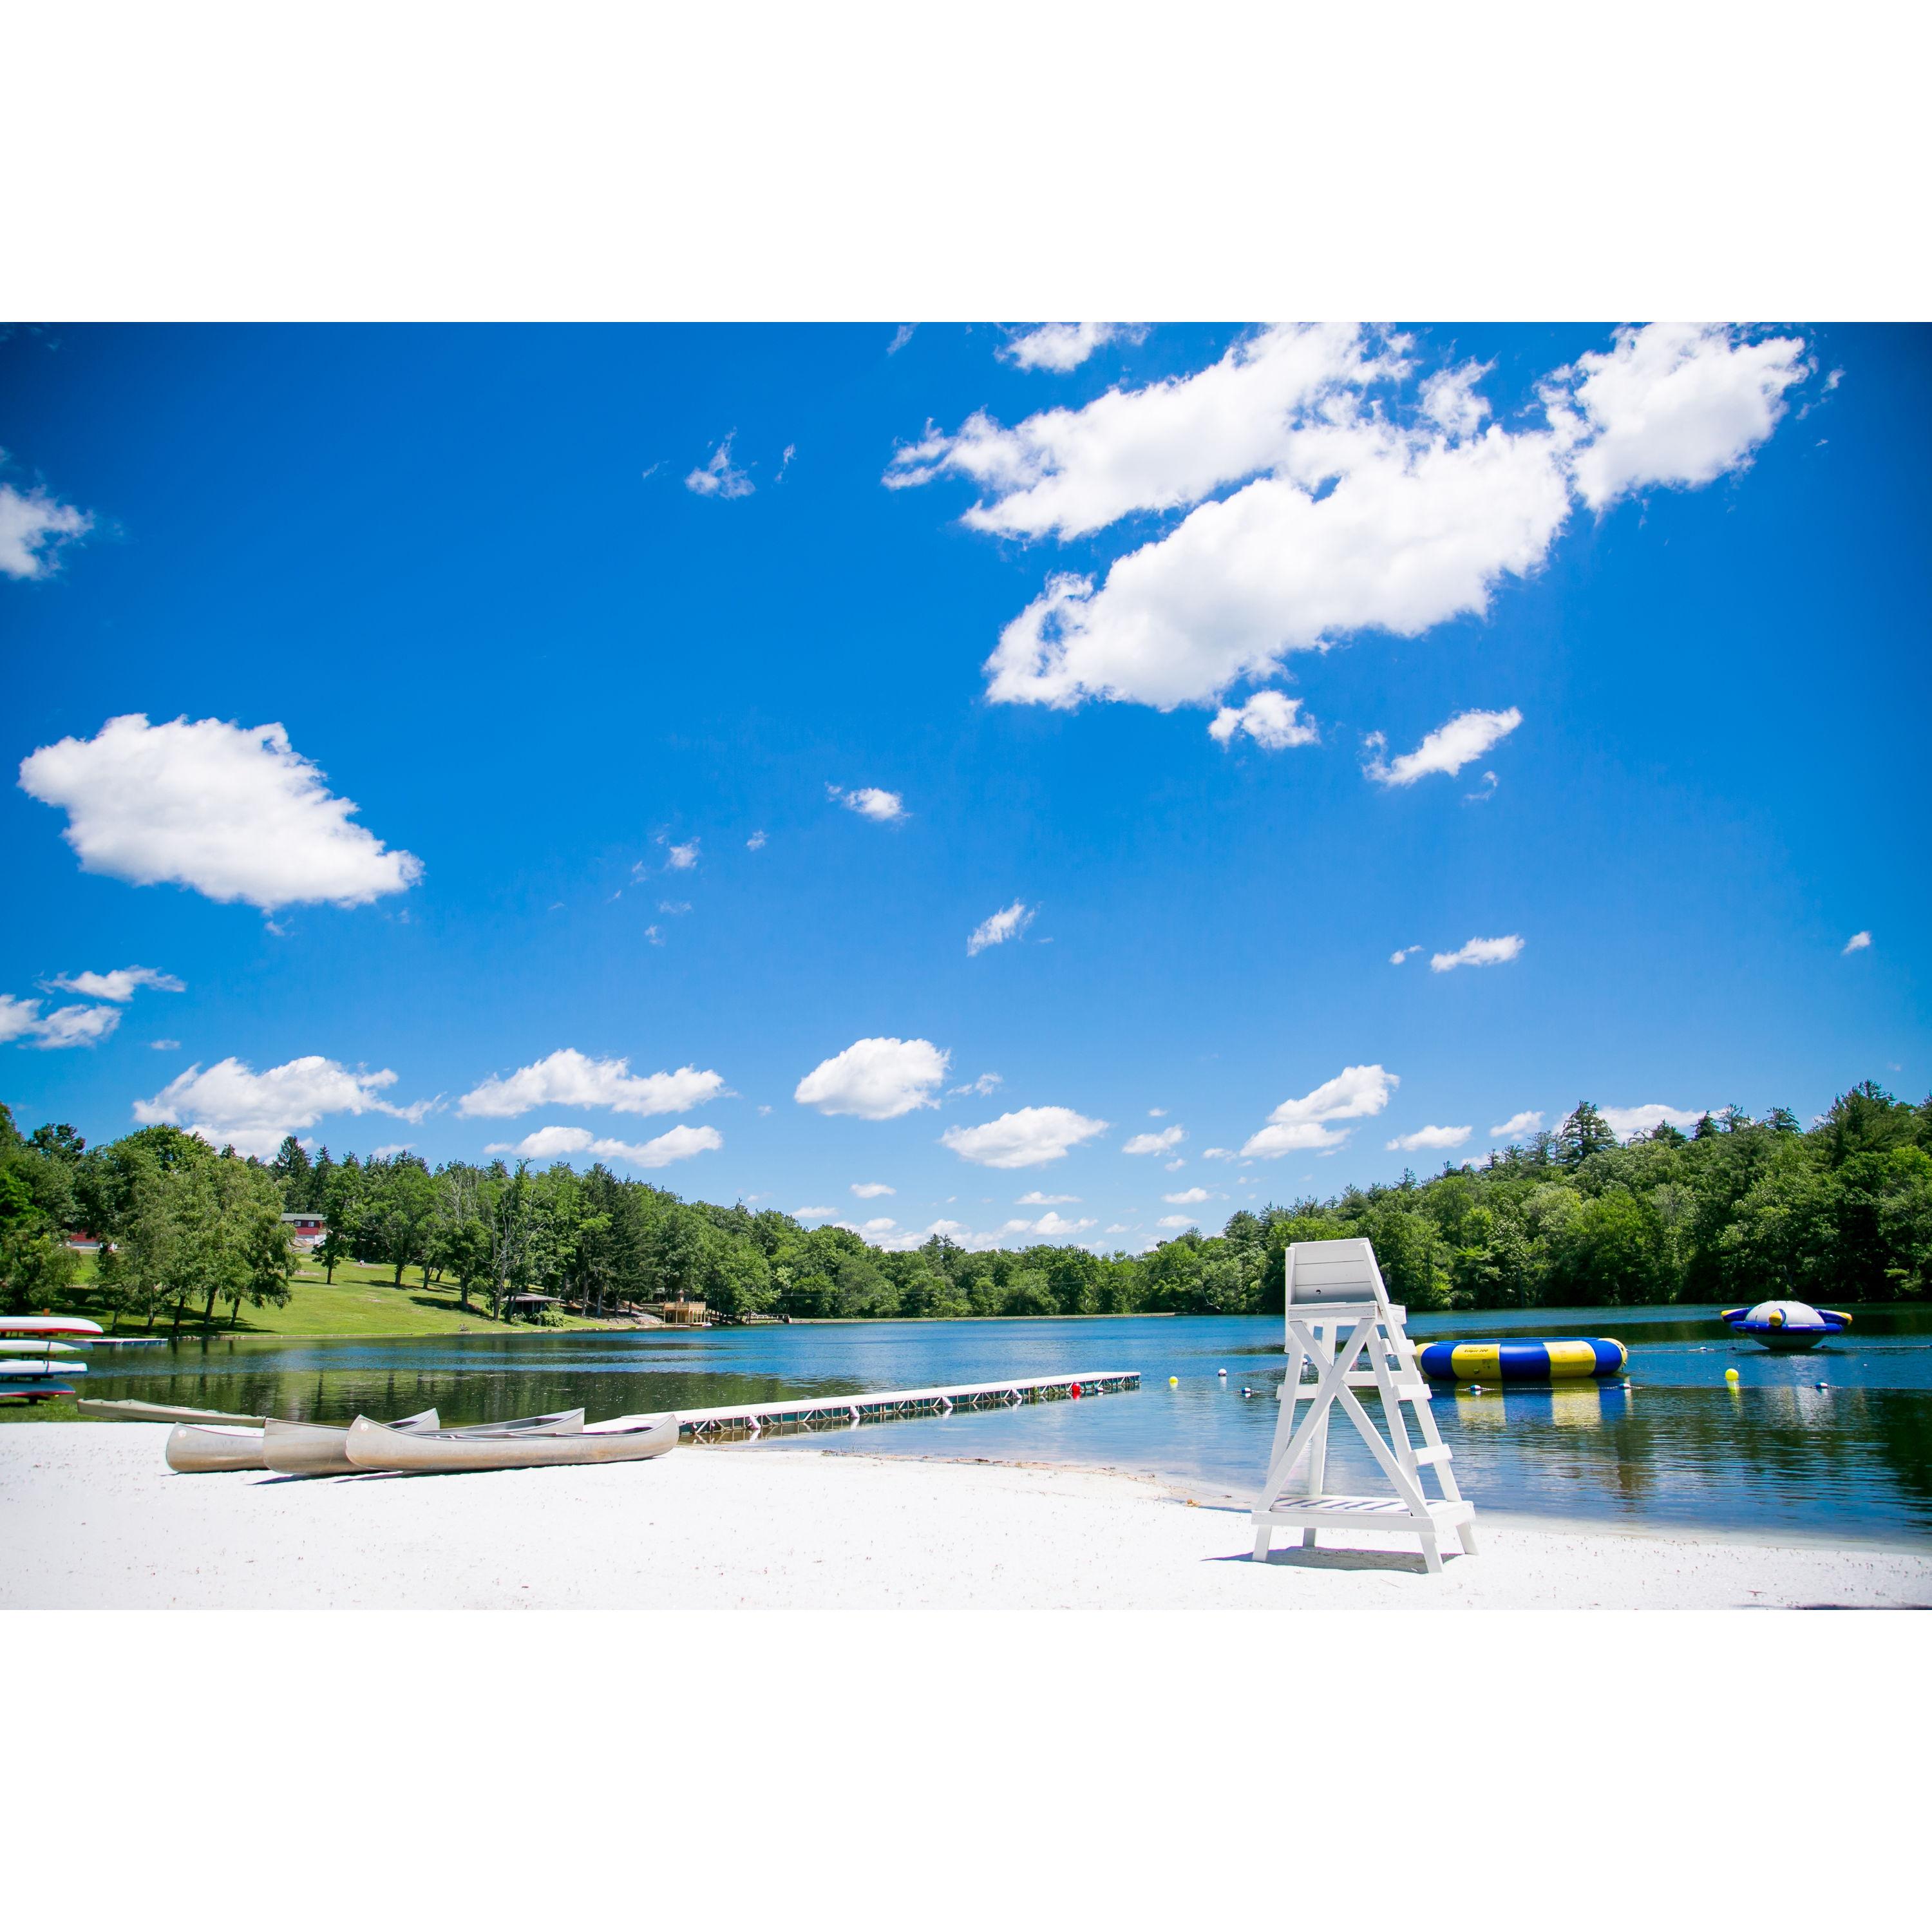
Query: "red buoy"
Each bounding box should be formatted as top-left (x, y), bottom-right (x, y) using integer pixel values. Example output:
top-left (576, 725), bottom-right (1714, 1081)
top-left (1070, 1382), bottom-right (1082, 1398)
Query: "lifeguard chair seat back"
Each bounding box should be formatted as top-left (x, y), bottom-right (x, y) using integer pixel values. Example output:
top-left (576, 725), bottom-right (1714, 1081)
top-left (1285, 1236), bottom-right (1389, 1312)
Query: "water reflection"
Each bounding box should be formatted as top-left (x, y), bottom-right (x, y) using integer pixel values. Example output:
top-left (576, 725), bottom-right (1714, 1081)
top-left (72, 1307), bottom-right (1932, 1544)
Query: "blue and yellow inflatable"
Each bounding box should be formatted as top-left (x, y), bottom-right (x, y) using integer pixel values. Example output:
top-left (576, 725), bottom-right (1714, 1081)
top-left (1417, 1338), bottom-right (1627, 1382)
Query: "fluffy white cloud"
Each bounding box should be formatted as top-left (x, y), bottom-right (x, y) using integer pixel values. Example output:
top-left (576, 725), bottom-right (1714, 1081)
top-left (794, 1206), bottom-right (835, 1218)
top-left (1163, 1186), bottom-right (1209, 1203)
top-left (46, 965), bottom-right (184, 1001)
top-left (0, 475), bottom-right (91, 579)
top-left (1601, 1103), bottom-right (1707, 1138)
top-left (1390, 945), bottom-right (1422, 965)
top-left (1366, 706), bottom-right (1521, 785)
top-left (795, 1036), bottom-right (949, 1119)
top-left (1, 996), bottom-right (122, 1049)
top-left (662, 839), bottom-right (700, 871)
top-left (1201, 1147), bottom-right (1236, 1160)
top-left (502, 1122), bottom-right (723, 1168)
top-left (18, 715), bottom-right (422, 911)
top-left (149, 1038), bottom-right (180, 1051)
top-left (746, 829), bottom-right (767, 851)
top-left (1556, 323), bottom-right (1810, 511)
top-left (1122, 1125), bottom-right (1185, 1155)
top-left (1491, 1110), bottom-right (1545, 1139)
top-left (1208, 690), bottom-right (1318, 750)
top-left (1385, 1124), bottom-right (1472, 1152)
top-left (1157, 1215), bottom-right (1195, 1229)
top-left (891, 323), bottom-right (1808, 717)
top-left (135, 1054), bottom-right (430, 1159)
top-left (1430, 934), bottom-right (1524, 972)
top-left (459, 1050), bottom-right (727, 1119)
top-left (1017, 1191), bottom-right (1078, 1205)
top-left (685, 435), bottom-right (754, 498)
top-left (941, 1105), bottom-right (1110, 1169)
top-left (827, 784), bottom-right (907, 823)
top-left (1019, 1210), bottom-right (1095, 1236)
top-left (967, 900), bottom-right (1036, 955)
top-left (851, 1182), bottom-right (895, 1198)
top-left (1243, 1063), bottom-right (1396, 1158)
top-left (949, 1071), bottom-right (1003, 1097)
top-left (1843, 931), bottom-right (1872, 954)
top-left (1000, 323), bottom-right (1142, 373)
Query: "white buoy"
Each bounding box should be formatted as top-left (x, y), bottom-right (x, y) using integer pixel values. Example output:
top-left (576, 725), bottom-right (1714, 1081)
top-left (1218, 1368), bottom-right (1228, 1378)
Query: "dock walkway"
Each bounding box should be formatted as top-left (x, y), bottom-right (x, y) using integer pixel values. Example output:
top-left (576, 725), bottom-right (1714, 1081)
top-left (676, 1370), bottom-right (1138, 1440)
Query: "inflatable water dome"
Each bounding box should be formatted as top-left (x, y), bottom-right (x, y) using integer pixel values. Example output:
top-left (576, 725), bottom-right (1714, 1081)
top-left (1417, 1338), bottom-right (1626, 1383)
top-left (1721, 1300), bottom-right (1851, 1351)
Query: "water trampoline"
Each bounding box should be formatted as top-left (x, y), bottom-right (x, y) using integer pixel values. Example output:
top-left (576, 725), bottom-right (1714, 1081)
top-left (1417, 1338), bottom-right (1627, 1383)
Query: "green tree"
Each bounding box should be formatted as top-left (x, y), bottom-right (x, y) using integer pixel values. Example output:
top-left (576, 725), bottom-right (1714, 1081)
top-left (1555, 1102), bottom-right (1619, 1168)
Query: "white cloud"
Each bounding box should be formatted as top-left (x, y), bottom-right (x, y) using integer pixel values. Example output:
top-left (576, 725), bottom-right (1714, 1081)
top-left (1491, 1110), bottom-right (1545, 1139)
top-left (643, 925), bottom-right (664, 946)
top-left (1843, 931), bottom-right (1872, 954)
top-left (1017, 1191), bottom-right (1078, 1205)
top-left (1163, 1186), bottom-right (1209, 1204)
top-left (1243, 1063), bottom-right (1396, 1158)
top-left (941, 1105), bottom-right (1109, 1169)
top-left (46, 965), bottom-right (184, 1001)
top-left (1157, 1215), bottom-right (1195, 1229)
top-left (795, 1036), bottom-right (949, 1119)
top-left (967, 900), bottom-right (1036, 954)
top-left (1122, 1125), bottom-right (1185, 1155)
top-left (459, 1050), bottom-right (727, 1120)
top-left (658, 900), bottom-right (690, 915)
top-left (1148, 1107), bottom-right (1168, 1117)
top-left (1385, 1124), bottom-right (1472, 1152)
top-left (504, 1122), bottom-right (723, 1168)
top-left (747, 830), bottom-right (768, 851)
top-left (887, 325), bottom-right (917, 355)
top-left (1366, 707), bottom-right (1522, 786)
top-left (1555, 323), bottom-right (1810, 511)
top-left (1600, 1103), bottom-right (1707, 1138)
top-left (1430, 934), bottom-right (1524, 972)
top-left (794, 1206), bottom-right (835, 1218)
top-left (1022, 1210), bottom-right (1095, 1236)
top-left (685, 435), bottom-right (754, 498)
top-left (948, 1072), bottom-right (1003, 1098)
top-left (891, 322), bottom-right (1808, 720)
top-left (1390, 945), bottom-right (1421, 965)
top-left (369, 1142), bottom-right (413, 1159)
top-left (1164, 1158), bottom-right (1186, 1171)
top-left (851, 1182), bottom-right (896, 1198)
top-left (1000, 323), bottom-right (1143, 373)
top-left (26, 1003), bottom-right (122, 1050)
top-left (18, 714), bottom-right (422, 911)
top-left (1208, 690), bottom-right (1318, 751)
top-left (0, 474), bottom-right (91, 579)
top-left (135, 1054), bottom-right (430, 1159)
top-left (3, 997), bottom-right (44, 1042)
top-left (662, 839), bottom-right (700, 871)
top-left (827, 784), bottom-right (907, 823)
top-left (149, 1038), bottom-right (180, 1051)
top-left (1202, 1146), bottom-right (1236, 1160)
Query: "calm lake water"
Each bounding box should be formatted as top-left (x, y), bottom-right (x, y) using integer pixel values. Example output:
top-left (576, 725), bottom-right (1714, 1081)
top-left (73, 1304), bottom-right (1932, 1544)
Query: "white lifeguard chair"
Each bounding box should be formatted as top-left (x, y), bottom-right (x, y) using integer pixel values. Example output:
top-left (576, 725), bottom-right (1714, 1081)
top-left (1250, 1236), bottom-right (1477, 1574)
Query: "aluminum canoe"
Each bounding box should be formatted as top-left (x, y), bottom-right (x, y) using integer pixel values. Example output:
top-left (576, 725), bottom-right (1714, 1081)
top-left (80, 1398), bottom-right (269, 1426)
top-left (343, 1411), bottom-right (678, 1473)
top-left (167, 1408), bottom-right (440, 1474)
top-left (262, 1406), bottom-right (583, 1474)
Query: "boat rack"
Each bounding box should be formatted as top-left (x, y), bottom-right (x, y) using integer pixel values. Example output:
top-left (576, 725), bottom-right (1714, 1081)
top-left (675, 1370), bottom-right (1139, 1441)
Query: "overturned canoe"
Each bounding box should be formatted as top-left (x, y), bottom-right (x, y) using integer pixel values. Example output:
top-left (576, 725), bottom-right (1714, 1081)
top-left (0, 1316), bottom-right (104, 1338)
top-left (168, 1408), bottom-right (440, 1474)
top-left (343, 1411), bottom-right (678, 1473)
top-left (263, 1407), bottom-right (583, 1474)
top-left (80, 1398), bottom-right (269, 1426)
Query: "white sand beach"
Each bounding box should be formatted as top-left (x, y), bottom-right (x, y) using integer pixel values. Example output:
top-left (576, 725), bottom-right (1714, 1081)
top-left (3, 1425), bottom-right (1926, 1611)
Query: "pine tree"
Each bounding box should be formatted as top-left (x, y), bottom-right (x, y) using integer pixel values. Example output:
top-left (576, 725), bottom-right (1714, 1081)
top-left (1555, 1101), bottom-right (1618, 1168)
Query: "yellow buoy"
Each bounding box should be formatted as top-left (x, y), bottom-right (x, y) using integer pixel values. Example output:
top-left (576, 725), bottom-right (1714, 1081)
top-left (1725, 1368), bottom-right (1740, 1383)
top-left (1168, 1376), bottom-right (1179, 1387)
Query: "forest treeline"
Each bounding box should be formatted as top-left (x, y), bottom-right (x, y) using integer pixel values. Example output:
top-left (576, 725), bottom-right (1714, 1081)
top-left (3, 1081), bottom-right (1931, 1322)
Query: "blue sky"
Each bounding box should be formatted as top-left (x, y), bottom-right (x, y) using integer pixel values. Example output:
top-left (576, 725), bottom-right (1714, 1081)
top-left (3, 321), bottom-right (1926, 1251)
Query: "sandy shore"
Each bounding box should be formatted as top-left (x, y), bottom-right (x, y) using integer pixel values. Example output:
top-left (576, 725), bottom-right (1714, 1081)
top-left (5, 1425), bottom-right (1926, 1610)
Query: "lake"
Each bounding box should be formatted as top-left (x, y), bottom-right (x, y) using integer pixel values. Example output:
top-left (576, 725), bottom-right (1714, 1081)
top-left (73, 1303), bottom-right (1932, 1544)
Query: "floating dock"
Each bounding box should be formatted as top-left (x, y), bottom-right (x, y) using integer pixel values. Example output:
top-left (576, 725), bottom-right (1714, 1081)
top-left (676, 1370), bottom-right (1139, 1441)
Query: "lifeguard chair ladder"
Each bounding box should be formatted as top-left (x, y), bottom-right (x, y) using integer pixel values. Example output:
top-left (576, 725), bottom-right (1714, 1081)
top-left (1251, 1236), bottom-right (1477, 1575)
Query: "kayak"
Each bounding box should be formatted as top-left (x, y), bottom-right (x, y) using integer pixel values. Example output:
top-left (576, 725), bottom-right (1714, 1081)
top-left (0, 1339), bottom-right (86, 1356)
top-left (167, 1408), bottom-right (440, 1474)
top-left (343, 1411), bottom-right (679, 1473)
top-left (263, 1407), bottom-right (585, 1475)
top-left (0, 1359), bottom-right (88, 1379)
top-left (0, 1316), bottom-right (104, 1338)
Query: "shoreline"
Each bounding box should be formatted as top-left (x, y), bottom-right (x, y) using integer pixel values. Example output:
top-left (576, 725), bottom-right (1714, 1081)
top-left (6, 1425), bottom-right (1927, 1611)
